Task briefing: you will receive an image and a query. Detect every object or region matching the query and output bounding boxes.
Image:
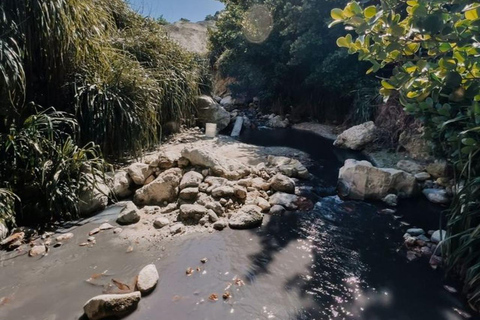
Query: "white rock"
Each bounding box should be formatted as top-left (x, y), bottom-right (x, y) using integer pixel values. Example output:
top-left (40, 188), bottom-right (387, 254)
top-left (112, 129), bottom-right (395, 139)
top-left (55, 233), bottom-right (74, 242)
top-left (269, 192), bottom-right (298, 210)
top-left (213, 219), bottom-right (228, 230)
top-left (79, 173), bottom-right (109, 216)
top-left (153, 217), bottom-right (170, 229)
top-left (431, 230), bottom-right (447, 243)
top-left (267, 156), bottom-right (309, 179)
top-left (117, 202), bottom-right (140, 225)
top-left (137, 264), bottom-right (159, 294)
top-left (423, 189), bottom-right (450, 204)
top-left (179, 204), bottom-right (208, 222)
top-left (83, 292), bottom-right (141, 320)
top-left (229, 205), bottom-right (263, 229)
top-left (338, 159), bottom-right (418, 200)
top-left (133, 168), bottom-right (182, 205)
top-left (109, 170), bottom-right (133, 199)
top-left (382, 194), bottom-right (398, 207)
top-left (333, 121), bottom-right (376, 150)
top-left (415, 172), bottom-right (431, 181)
top-left (270, 174), bottom-right (295, 194)
top-left (170, 223), bottom-right (185, 235)
top-left (256, 197), bottom-right (271, 212)
top-left (99, 223), bottom-right (114, 230)
top-left (29, 245), bottom-right (46, 257)
top-left (179, 171), bottom-right (204, 189)
top-left (127, 163), bottom-right (152, 185)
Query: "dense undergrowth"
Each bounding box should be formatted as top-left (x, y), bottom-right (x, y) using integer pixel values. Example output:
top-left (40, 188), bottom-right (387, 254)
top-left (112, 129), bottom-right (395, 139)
top-left (331, 0), bottom-right (480, 310)
top-left (209, 0), bottom-right (378, 123)
top-left (0, 0), bottom-right (204, 226)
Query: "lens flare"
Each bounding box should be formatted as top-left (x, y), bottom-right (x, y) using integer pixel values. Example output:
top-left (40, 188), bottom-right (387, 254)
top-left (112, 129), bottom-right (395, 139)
top-left (242, 5), bottom-right (273, 44)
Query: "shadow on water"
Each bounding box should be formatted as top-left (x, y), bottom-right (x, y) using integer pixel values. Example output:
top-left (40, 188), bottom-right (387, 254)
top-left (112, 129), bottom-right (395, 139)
top-left (240, 128), bottom-right (479, 320)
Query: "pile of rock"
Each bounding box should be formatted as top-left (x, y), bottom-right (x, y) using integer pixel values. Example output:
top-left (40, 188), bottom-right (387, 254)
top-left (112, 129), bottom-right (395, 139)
top-left (83, 264), bottom-right (159, 320)
top-left (403, 229), bottom-right (446, 268)
top-left (106, 147), bottom-right (310, 234)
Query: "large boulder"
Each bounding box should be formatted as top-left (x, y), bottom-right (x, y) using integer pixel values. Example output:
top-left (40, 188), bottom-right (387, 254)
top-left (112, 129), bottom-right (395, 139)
top-left (398, 130), bottom-right (431, 160)
top-left (267, 156), bottom-right (309, 179)
top-left (117, 202), bottom-right (140, 225)
top-left (109, 170), bottom-right (133, 199)
top-left (196, 95), bottom-right (230, 132)
top-left (83, 292), bottom-right (141, 320)
top-left (338, 159), bottom-right (418, 200)
top-left (127, 163), bottom-right (152, 186)
top-left (179, 171), bottom-right (204, 190)
top-left (270, 174), bottom-right (295, 194)
top-left (333, 121), bottom-right (376, 150)
top-left (136, 264), bottom-right (159, 295)
top-left (181, 147), bottom-right (250, 180)
top-left (133, 168), bottom-right (182, 205)
top-left (229, 205), bottom-right (263, 229)
top-left (79, 174), bottom-right (109, 216)
top-left (0, 222), bottom-right (8, 240)
top-left (269, 192), bottom-right (299, 210)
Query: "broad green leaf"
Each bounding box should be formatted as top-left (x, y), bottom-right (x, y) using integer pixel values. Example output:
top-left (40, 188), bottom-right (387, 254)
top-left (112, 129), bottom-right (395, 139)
top-left (364, 6), bottom-right (377, 19)
top-left (331, 8), bottom-right (344, 20)
top-left (381, 80), bottom-right (396, 89)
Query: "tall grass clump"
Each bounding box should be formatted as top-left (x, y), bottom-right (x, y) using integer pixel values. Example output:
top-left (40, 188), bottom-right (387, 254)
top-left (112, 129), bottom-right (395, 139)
top-left (0, 0), bottom-right (204, 226)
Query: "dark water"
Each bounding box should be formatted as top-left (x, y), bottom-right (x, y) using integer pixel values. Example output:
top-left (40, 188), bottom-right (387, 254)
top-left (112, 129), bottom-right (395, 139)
top-left (0, 128), bottom-right (477, 320)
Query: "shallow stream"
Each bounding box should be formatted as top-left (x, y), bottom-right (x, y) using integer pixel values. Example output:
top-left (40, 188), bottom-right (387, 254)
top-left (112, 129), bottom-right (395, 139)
top-left (0, 128), bottom-right (478, 320)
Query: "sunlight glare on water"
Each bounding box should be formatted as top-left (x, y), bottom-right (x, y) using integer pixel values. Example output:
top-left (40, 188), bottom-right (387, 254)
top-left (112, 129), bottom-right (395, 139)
top-left (242, 4), bottom-right (273, 44)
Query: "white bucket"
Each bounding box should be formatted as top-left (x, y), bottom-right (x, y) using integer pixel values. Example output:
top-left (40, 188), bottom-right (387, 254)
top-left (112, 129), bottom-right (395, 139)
top-left (205, 123), bottom-right (217, 138)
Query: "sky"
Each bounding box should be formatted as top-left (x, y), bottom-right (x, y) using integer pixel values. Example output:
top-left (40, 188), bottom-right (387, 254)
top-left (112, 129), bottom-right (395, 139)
top-left (127, 0), bottom-right (225, 22)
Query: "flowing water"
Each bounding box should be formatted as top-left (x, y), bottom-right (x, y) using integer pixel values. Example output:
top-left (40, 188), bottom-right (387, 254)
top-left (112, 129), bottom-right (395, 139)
top-left (0, 128), bottom-right (478, 320)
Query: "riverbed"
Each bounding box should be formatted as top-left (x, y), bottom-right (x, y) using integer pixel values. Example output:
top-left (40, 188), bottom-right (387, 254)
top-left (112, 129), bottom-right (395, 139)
top-left (0, 128), bottom-right (477, 320)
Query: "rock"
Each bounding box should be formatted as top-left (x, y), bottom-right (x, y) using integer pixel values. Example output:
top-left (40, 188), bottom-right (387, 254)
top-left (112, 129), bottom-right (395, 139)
top-left (117, 202), bottom-right (141, 225)
top-left (29, 245), bottom-right (46, 257)
top-left (99, 223), bottom-right (114, 231)
top-left (181, 148), bottom-right (250, 180)
top-left (199, 215), bottom-right (209, 226)
top-left (270, 174), bottom-right (295, 194)
top-left (229, 205), bottom-right (263, 229)
top-left (207, 209), bottom-right (219, 222)
top-left (269, 192), bottom-right (298, 210)
top-left (220, 95), bottom-right (233, 108)
top-left (406, 228), bottom-right (425, 236)
top-left (205, 176), bottom-right (228, 187)
top-left (233, 185), bottom-right (247, 199)
top-left (256, 197), bottom-right (271, 212)
top-left (382, 194), bottom-right (398, 207)
top-left (269, 205), bottom-right (286, 215)
top-left (179, 171), bottom-right (204, 190)
top-left (79, 174), bottom-right (109, 216)
top-left (161, 203), bottom-right (178, 214)
top-left (338, 159), bottom-right (418, 200)
top-left (136, 264), bottom-right (159, 294)
top-left (267, 115), bottom-right (289, 128)
top-left (133, 168), bottom-right (182, 205)
top-left (251, 177), bottom-right (271, 191)
top-left (423, 189), bottom-right (450, 204)
top-left (396, 160), bottom-right (425, 174)
top-left (196, 95), bottom-right (231, 131)
top-left (431, 230), bottom-right (447, 243)
top-left (333, 121), bottom-right (376, 150)
top-left (55, 232), bottom-right (73, 242)
top-left (179, 204), bottom-right (208, 222)
top-left (89, 228), bottom-right (101, 236)
top-left (177, 157), bottom-right (190, 168)
top-left (212, 186), bottom-right (235, 198)
top-left (267, 156), bottom-right (309, 179)
top-left (205, 202), bottom-right (224, 216)
top-left (426, 160), bottom-right (448, 179)
top-left (109, 171), bottom-right (133, 199)
top-left (398, 130), bottom-right (431, 160)
top-left (415, 172), bottom-right (431, 181)
top-left (127, 163), bottom-right (152, 185)
top-left (83, 292), bottom-right (141, 320)
top-left (113, 228), bottom-right (123, 234)
top-left (155, 151), bottom-right (179, 169)
top-left (144, 175), bottom-right (155, 185)
top-left (153, 217), bottom-right (170, 229)
top-left (213, 219), bottom-right (228, 230)
top-left (0, 222), bottom-right (8, 240)
top-left (179, 187), bottom-right (199, 200)
top-left (170, 223), bottom-right (185, 235)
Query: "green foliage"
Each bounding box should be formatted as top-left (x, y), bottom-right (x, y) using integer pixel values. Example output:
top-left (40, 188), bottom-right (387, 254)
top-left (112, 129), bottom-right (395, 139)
top-left (332, 0), bottom-right (480, 309)
top-left (209, 0), bottom-right (375, 121)
top-left (0, 109), bottom-right (106, 225)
